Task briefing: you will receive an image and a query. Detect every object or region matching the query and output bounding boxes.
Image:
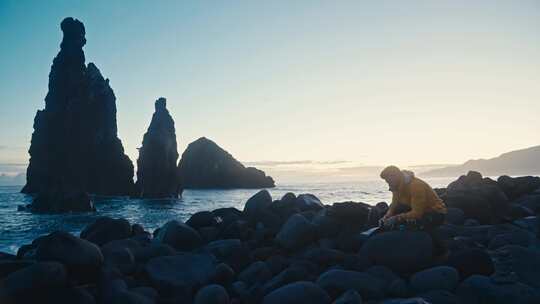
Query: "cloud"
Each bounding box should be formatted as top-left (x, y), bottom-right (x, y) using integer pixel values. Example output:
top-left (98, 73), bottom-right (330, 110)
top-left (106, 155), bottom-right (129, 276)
top-left (243, 160), bottom-right (351, 167)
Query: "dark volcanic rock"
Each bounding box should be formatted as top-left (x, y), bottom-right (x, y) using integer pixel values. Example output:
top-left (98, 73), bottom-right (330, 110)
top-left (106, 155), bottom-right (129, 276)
top-left (275, 214), bottom-right (317, 250)
top-left (35, 231), bottom-right (103, 282)
top-left (154, 220), bottom-right (203, 251)
top-left (2, 262), bottom-right (67, 300)
top-left (262, 281), bottom-right (331, 304)
top-left (80, 217), bottom-right (132, 246)
top-left (29, 189), bottom-right (95, 213)
top-left (457, 275), bottom-right (540, 304)
top-left (135, 97), bottom-right (181, 198)
top-left (445, 248), bottom-right (494, 279)
top-left (177, 137), bottom-right (275, 189)
top-left (316, 269), bottom-right (386, 300)
top-left (359, 231), bottom-right (433, 274)
top-left (497, 175), bottom-right (540, 200)
top-left (194, 284), bottom-right (229, 304)
top-left (444, 171), bottom-right (510, 224)
top-left (144, 253), bottom-right (217, 296)
top-left (21, 17), bottom-right (134, 207)
top-left (410, 266), bottom-right (459, 293)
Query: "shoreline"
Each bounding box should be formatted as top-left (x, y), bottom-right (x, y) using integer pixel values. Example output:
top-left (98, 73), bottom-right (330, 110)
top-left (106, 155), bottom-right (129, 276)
top-left (1, 172), bottom-right (540, 303)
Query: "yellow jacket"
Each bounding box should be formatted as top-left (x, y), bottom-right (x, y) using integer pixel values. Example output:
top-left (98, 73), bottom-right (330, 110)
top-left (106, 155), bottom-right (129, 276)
top-left (388, 175), bottom-right (447, 221)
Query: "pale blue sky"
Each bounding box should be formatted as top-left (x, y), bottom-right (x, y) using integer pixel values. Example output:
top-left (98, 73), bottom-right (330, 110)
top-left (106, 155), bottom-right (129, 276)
top-left (1, 0), bottom-right (539, 172)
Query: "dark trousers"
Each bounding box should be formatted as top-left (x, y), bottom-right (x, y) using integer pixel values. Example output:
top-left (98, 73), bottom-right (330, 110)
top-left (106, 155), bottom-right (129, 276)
top-left (389, 203), bottom-right (447, 257)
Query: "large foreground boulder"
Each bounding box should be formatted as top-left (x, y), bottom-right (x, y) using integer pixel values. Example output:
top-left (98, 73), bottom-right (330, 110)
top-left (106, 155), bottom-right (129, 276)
top-left (177, 137), bottom-right (274, 189)
top-left (359, 231), bottom-right (433, 274)
top-left (1, 262), bottom-right (67, 301)
top-left (262, 281), bottom-right (331, 304)
top-left (35, 231), bottom-right (103, 282)
top-left (144, 253), bottom-right (217, 296)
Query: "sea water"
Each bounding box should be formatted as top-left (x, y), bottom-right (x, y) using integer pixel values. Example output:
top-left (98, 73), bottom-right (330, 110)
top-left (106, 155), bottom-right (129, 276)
top-left (0, 177), bottom-right (455, 254)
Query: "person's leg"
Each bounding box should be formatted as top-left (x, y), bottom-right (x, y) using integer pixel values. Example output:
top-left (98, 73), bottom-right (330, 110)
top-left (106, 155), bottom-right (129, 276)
top-left (421, 212), bottom-right (447, 258)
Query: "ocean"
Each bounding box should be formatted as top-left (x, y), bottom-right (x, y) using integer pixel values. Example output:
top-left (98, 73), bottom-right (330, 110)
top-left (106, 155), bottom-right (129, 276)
top-left (0, 177), bottom-right (456, 254)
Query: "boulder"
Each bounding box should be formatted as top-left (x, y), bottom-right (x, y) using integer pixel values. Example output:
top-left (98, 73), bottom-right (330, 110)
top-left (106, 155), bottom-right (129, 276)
top-left (35, 231), bottom-right (103, 282)
top-left (327, 202), bottom-right (371, 231)
top-left (144, 253), bottom-right (217, 296)
top-left (445, 248), bottom-right (494, 279)
top-left (177, 137), bottom-right (275, 188)
top-left (488, 230), bottom-right (534, 250)
top-left (492, 245), bottom-right (540, 288)
top-left (213, 263), bottom-right (235, 285)
top-left (186, 211), bottom-right (220, 229)
top-left (238, 261), bottom-right (272, 286)
top-left (445, 172), bottom-right (509, 224)
top-left (80, 217), bottom-right (132, 246)
top-left (260, 266), bottom-right (309, 296)
top-left (0, 260), bottom-right (35, 279)
top-left (2, 262), bottom-right (67, 298)
top-left (410, 266), bottom-right (459, 293)
top-left (497, 175), bottom-right (540, 200)
top-left (129, 243), bottom-right (176, 264)
top-left (21, 17), bottom-right (134, 199)
top-left (334, 290), bottom-right (363, 304)
top-left (130, 287), bottom-right (159, 301)
top-left (445, 208), bottom-right (465, 225)
top-left (514, 195), bottom-right (540, 214)
top-left (275, 214), bottom-right (317, 250)
top-left (296, 194), bottom-right (324, 211)
top-left (29, 190), bottom-right (95, 213)
top-left (316, 269), bottom-right (386, 300)
top-left (154, 220), bottom-right (203, 251)
top-left (244, 190), bottom-right (273, 218)
top-left (203, 239), bottom-right (251, 272)
top-left (457, 275), bottom-right (540, 304)
top-left (359, 231), bottom-right (433, 274)
top-left (418, 290), bottom-right (460, 304)
top-left (262, 281), bottom-right (331, 304)
top-left (194, 284), bottom-right (229, 304)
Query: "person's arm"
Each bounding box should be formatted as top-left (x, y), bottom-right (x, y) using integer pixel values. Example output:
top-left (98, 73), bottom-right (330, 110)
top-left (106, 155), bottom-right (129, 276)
top-left (395, 184), bottom-right (426, 221)
top-left (383, 191), bottom-right (399, 219)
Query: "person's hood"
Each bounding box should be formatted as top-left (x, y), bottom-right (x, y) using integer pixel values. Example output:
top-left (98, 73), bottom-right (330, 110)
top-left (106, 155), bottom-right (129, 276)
top-left (402, 170), bottom-right (415, 184)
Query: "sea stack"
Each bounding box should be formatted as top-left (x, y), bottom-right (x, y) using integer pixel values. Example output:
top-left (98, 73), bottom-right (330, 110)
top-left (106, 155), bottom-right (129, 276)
top-left (178, 137), bottom-right (275, 189)
top-left (135, 98), bottom-right (182, 198)
top-left (21, 18), bottom-right (134, 211)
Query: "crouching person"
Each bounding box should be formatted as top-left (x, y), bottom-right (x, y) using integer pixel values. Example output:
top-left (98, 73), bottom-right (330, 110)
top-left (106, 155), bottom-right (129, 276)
top-left (379, 165), bottom-right (448, 259)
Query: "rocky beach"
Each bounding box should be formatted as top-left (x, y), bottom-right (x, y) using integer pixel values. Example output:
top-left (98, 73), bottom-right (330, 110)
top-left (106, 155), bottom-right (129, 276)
top-left (1, 172), bottom-right (540, 303)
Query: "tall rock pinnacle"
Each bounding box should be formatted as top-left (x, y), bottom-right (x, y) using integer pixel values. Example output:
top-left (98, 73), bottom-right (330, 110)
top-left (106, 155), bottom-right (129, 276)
top-left (135, 98), bottom-right (182, 198)
top-left (22, 17), bottom-right (134, 208)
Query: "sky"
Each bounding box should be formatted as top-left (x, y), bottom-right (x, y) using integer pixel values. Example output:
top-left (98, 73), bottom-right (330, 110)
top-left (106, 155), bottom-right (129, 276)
top-left (1, 0), bottom-right (539, 176)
